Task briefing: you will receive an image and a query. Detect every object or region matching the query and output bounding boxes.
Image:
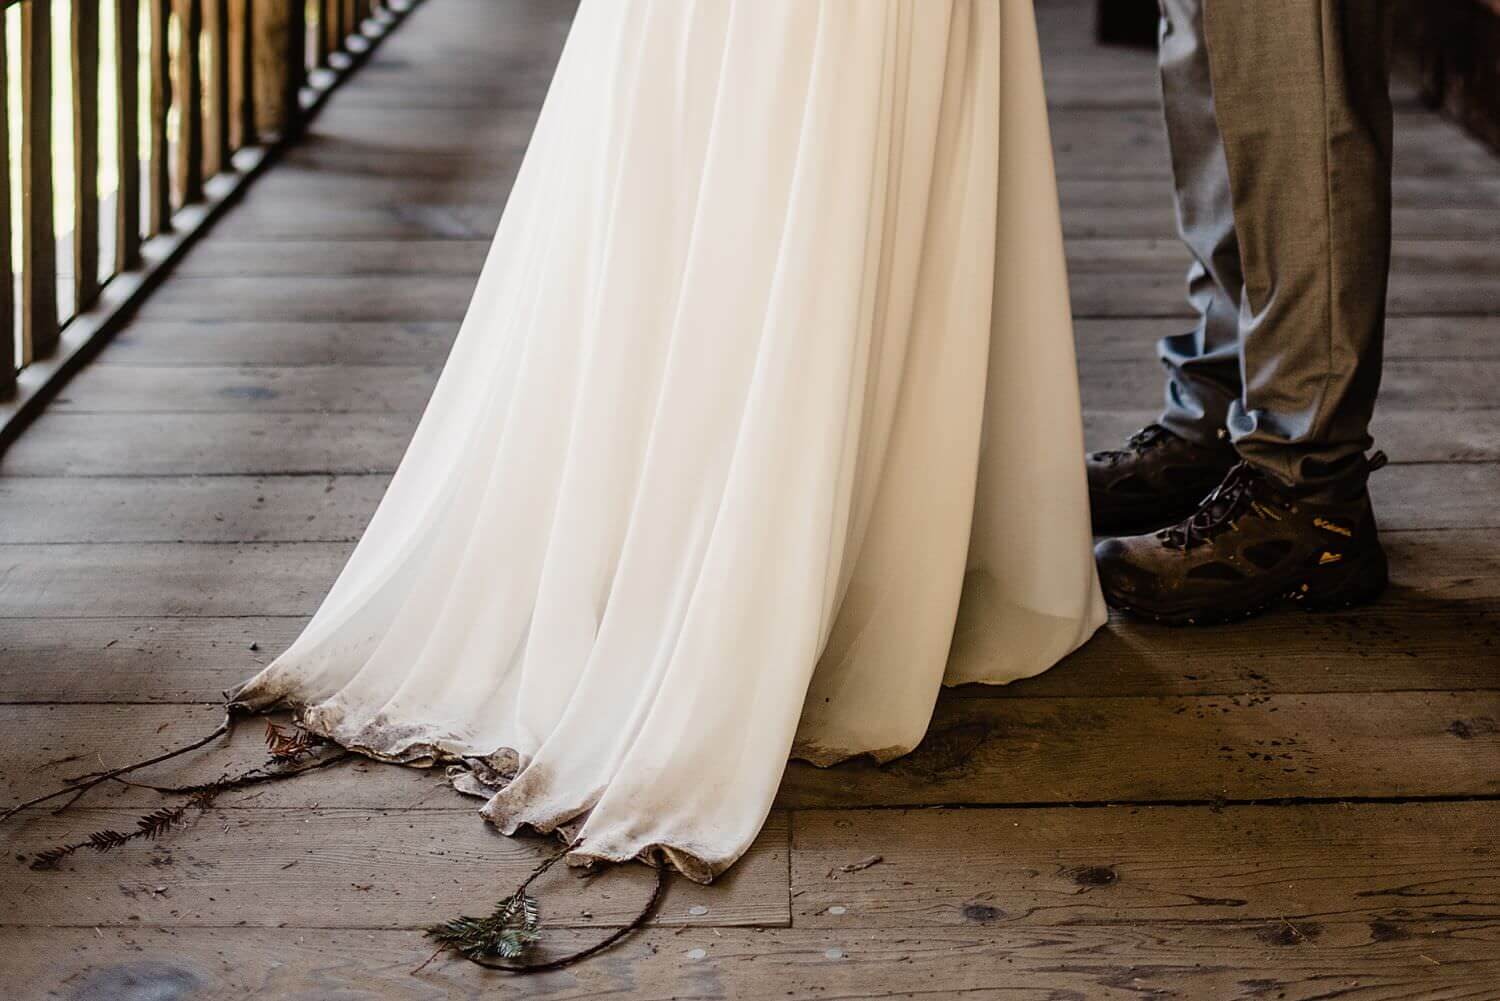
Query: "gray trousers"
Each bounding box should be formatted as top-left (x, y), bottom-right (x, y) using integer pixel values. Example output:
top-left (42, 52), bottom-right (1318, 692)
top-left (1155, 0), bottom-right (1393, 499)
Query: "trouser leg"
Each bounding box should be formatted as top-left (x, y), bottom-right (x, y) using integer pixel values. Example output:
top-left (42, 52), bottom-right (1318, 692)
top-left (1154, 0), bottom-right (1244, 447)
top-left (1203, 0), bottom-right (1393, 498)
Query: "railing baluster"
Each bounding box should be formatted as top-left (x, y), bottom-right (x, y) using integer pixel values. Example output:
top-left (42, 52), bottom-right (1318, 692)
top-left (117, 0), bottom-right (144, 272)
top-left (73, 0), bottom-right (103, 313)
top-left (206, 0), bottom-right (232, 175)
top-left (248, 0), bottom-right (304, 138)
top-left (20, 0), bottom-right (59, 363)
top-left (310, 0), bottom-right (328, 69)
top-left (1, 15), bottom-right (14, 399)
top-left (175, 0), bottom-right (206, 204)
top-left (233, 0), bottom-right (257, 148)
top-left (286, 0), bottom-right (308, 127)
top-left (148, 0), bottom-right (173, 235)
top-left (325, 0), bottom-right (340, 60)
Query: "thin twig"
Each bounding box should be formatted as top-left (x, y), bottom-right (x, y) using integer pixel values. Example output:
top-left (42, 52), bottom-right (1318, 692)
top-left (28, 744), bottom-right (352, 870)
top-left (50, 784), bottom-right (95, 816)
top-left (108, 750), bottom-right (353, 796)
top-left (1, 709), bottom-right (239, 825)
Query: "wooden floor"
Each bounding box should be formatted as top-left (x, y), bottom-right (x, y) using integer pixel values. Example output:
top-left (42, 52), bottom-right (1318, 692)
top-left (4, 1), bottom-right (1500, 997)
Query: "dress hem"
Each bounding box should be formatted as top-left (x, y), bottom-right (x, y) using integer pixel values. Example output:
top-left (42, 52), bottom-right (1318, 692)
top-left (229, 686), bottom-right (756, 885)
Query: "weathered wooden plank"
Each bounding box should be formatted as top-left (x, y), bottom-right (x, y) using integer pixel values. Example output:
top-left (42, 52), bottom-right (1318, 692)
top-left (0, 616), bottom-right (303, 703)
top-left (1059, 173), bottom-right (1500, 233)
top-left (1077, 317), bottom-right (1500, 361)
top-left (132, 275), bottom-right (475, 320)
top-left (323, 73), bottom-right (559, 111)
top-left (1078, 356), bottom-right (1500, 412)
top-left (53, 364), bottom-right (439, 413)
top-left (83, 236), bottom-right (1497, 323)
top-left (4, 461), bottom-right (1494, 552)
top-left (3, 922), bottom-right (1497, 1001)
top-left (202, 196), bottom-right (504, 239)
top-left (232, 157), bottom-right (514, 202)
top-left (1066, 238), bottom-right (1500, 317)
top-left (0, 543), bottom-right (353, 618)
top-left (208, 170), bottom-right (1497, 243)
top-left (2, 807), bottom-right (790, 929)
top-left (1032, 9), bottom-right (1164, 110)
top-left (0, 474), bottom-right (388, 544)
top-left (102, 320), bottom-right (458, 366)
top-left (3, 596), bottom-right (1495, 707)
top-left (1084, 410), bottom-right (1500, 464)
top-left (969, 598), bottom-right (1500, 699)
top-left (791, 803), bottom-right (1500, 928)
top-left (276, 142), bottom-right (518, 179)
top-left (778, 689), bottom-right (1500, 808)
top-left (37, 357), bottom-right (1500, 419)
top-left (0, 705), bottom-right (452, 810)
top-left (0, 412), bottom-right (417, 476)
top-left (42, 355), bottom-right (1493, 417)
top-left (10, 405), bottom-right (1493, 481)
top-left (1048, 108), bottom-right (1500, 180)
top-left (1065, 202), bottom-right (1500, 243)
top-left (3, 529), bottom-right (1498, 620)
top-left (3, 688), bottom-right (1497, 812)
top-left (170, 238), bottom-right (488, 275)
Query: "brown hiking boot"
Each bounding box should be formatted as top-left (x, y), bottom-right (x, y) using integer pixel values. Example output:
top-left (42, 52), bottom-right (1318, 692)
top-left (1094, 454), bottom-right (1389, 626)
top-left (1087, 424), bottom-right (1238, 533)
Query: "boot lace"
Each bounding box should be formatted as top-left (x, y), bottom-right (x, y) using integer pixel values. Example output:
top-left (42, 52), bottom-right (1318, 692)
top-left (1100, 423), bottom-right (1173, 463)
top-left (1166, 461), bottom-right (1264, 550)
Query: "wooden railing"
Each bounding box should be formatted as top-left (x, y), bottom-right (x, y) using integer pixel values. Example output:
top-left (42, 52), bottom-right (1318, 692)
top-left (0, 0), bottom-right (419, 446)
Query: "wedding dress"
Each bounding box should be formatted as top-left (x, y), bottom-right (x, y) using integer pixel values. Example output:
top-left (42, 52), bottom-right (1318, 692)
top-left (233, 0), bottom-right (1105, 883)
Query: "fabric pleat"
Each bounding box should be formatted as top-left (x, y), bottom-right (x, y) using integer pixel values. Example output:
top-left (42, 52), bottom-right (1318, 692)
top-left (233, 0), bottom-right (1106, 883)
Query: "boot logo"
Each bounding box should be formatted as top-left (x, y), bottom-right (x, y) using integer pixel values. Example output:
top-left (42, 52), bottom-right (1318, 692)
top-left (1318, 551), bottom-right (1345, 565)
top-left (1314, 517), bottom-right (1353, 537)
top-left (1251, 501), bottom-right (1283, 521)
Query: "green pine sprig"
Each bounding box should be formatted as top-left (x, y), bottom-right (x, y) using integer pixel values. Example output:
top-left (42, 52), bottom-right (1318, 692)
top-left (426, 888), bottom-right (543, 961)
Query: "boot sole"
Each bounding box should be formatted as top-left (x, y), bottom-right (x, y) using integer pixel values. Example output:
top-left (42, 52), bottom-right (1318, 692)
top-left (1102, 545), bottom-right (1390, 627)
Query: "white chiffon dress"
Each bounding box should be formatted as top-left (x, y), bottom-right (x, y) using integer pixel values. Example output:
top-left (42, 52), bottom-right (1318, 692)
top-left (233, 0), bottom-right (1106, 883)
